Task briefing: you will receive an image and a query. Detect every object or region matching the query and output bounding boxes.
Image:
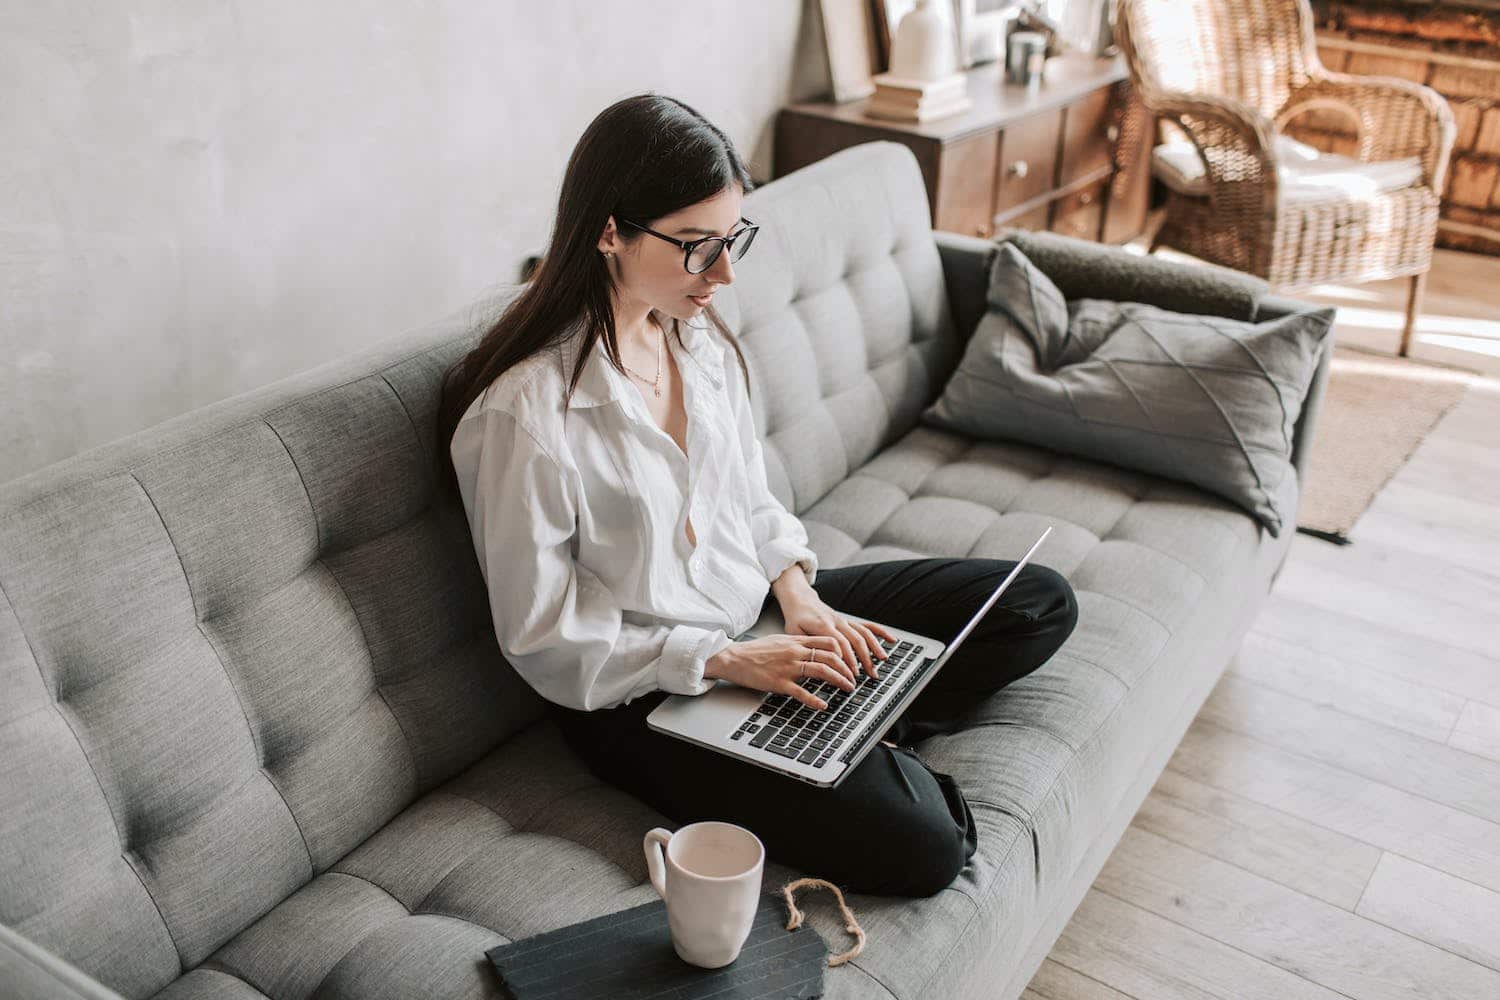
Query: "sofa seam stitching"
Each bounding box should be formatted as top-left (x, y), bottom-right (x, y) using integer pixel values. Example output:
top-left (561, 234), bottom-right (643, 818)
top-left (321, 564), bottom-right (424, 793)
top-left (431, 787), bottom-right (647, 898)
top-left (126, 473), bottom-right (263, 754)
top-left (1092, 536), bottom-right (1210, 586)
top-left (262, 418), bottom-right (423, 802)
top-left (378, 371), bottom-right (431, 464)
top-left (1, 479), bottom-right (187, 967)
top-left (321, 869), bottom-right (414, 915)
top-left (262, 416), bottom-right (323, 547)
top-left (128, 472), bottom-right (319, 875)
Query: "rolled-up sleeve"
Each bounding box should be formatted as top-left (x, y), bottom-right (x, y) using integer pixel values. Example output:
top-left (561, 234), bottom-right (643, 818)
top-left (452, 407), bottom-right (731, 711)
top-left (725, 354), bottom-right (818, 588)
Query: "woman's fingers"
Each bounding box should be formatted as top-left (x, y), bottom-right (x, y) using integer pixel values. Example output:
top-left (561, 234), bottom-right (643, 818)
top-left (801, 635), bottom-right (855, 686)
top-left (784, 648), bottom-right (853, 711)
top-left (831, 617), bottom-right (888, 678)
top-left (835, 619), bottom-right (873, 675)
top-left (850, 621), bottom-right (887, 677)
top-left (834, 630), bottom-right (858, 674)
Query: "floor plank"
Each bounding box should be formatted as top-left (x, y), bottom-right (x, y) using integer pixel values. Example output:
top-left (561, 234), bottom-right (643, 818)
top-left (1356, 852), bottom-right (1500, 973)
top-left (1449, 700), bottom-right (1500, 763)
top-left (1133, 766), bottom-right (1381, 910)
top-left (1199, 674), bottom-right (1500, 826)
top-left (1169, 719), bottom-right (1500, 897)
top-left (1022, 957), bottom-right (1138, 1000)
top-left (1050, 888), bottom-right (1345, 1000)
top-left (1094, 827), bottom-right (1500, 1000)
top-left (1268, 548), bottom-right (1497, 660)
top-left (1396, 435), bottom-right (1500, 506)
top-left (1229, 631), bottom-right (1466, 745)
top-left (1422, 380), bottom-right (1500, 447)
top-left (1284, 529), bottom-right (1500, 618)
top-left (1351, 502), bottom-right (1500, 580)
top-left (1250, 591), bottom-right (1500, 707)
top-left (1366, 478), bottom-right (1500, 547)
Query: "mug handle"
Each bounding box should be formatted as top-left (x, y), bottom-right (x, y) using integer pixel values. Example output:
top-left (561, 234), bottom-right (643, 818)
top-left (644, 827), bottom-right (673, 900)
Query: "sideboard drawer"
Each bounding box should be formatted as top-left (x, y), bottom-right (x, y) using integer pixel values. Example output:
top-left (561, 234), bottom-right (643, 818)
top-left (994, 109), bottom-right (1062, 217)
top-left (935, 131), bottom-right (1001, 237)
top-left (1049, 181), bottom-right (1106, 241)
top-left (1059, 86), bottom-right (1116, 187)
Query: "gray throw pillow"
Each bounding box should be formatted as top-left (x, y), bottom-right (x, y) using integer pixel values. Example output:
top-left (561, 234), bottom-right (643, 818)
top-left (922, 243), bottom-right (1334, 537)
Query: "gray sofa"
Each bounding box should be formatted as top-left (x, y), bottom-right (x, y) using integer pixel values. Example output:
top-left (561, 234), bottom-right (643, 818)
top-left (0, 140), bottom-right (1331, 1000)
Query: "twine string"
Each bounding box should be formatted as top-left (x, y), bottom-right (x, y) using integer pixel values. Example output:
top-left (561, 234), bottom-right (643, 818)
top-left (779, 877), bottom-right (866, 966)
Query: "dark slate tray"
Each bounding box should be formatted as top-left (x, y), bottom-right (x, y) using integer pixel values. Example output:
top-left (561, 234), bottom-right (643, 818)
top-left (484, 891), bottom-right (828, 999)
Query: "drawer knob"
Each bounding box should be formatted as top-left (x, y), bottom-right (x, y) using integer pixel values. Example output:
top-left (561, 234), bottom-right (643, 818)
top-left (1009, 159), bottom-right (1029, 178)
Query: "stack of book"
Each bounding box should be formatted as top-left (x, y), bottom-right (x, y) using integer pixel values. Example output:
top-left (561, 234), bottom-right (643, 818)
top-left (864, 71), bottom-right (972, 122)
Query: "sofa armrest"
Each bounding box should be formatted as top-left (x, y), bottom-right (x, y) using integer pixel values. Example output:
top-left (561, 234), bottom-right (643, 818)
top-left (1255, 293), bottom-right (1335, 486)
top-left (0, 923), bottom-right (127, 1000)
top-left (935, 227), bottom-right (1271, 336)
top-left (933, 230), bottom-right (997, 347)
top-left (992, 228), bottom-right (1269, 321)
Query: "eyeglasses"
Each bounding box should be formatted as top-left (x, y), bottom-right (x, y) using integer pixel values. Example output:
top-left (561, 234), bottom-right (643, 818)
top-left (617, 216), bottom-right (759, 274)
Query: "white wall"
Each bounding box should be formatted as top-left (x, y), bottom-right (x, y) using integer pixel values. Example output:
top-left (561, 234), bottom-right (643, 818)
top-left (1, 1), bottom-right (834, 481)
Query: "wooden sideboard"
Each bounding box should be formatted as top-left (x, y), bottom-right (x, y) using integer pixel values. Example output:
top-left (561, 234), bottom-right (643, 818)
top-left (774, 53), bottom-right (1153, 245)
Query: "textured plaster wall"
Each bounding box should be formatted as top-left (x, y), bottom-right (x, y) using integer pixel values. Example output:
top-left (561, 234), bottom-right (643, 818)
top-left (1, 1), bottom-right (833, 481)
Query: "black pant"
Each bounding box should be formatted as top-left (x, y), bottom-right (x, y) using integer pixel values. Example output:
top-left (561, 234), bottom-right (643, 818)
top-left (547, 557), bottom-right (1079, 898)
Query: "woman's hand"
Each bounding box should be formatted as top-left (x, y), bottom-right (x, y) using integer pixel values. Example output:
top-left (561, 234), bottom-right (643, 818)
top-left (779, 592), bottom-right (896, 684)
top-left (706, 634), bottom-right (866, 711)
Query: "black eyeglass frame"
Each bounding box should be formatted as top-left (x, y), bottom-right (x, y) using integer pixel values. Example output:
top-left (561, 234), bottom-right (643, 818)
top-left (616, 216), bottom-right (759, 274)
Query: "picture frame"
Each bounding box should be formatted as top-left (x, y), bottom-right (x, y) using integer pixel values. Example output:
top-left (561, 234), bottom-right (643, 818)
top-left (954, 0), bottom-right (1021, 68)
top-left (819, 0), bottom-right (882, 102)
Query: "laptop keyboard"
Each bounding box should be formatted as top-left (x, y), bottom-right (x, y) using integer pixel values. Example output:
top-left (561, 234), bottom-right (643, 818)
top-left (728, 637), bottom-right (921, 769)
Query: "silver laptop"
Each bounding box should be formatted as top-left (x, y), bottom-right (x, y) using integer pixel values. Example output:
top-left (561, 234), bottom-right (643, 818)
top-left (647, 526), bottom-right (1053, 788)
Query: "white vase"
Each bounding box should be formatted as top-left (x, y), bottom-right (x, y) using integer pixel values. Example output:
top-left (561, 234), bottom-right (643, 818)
top-left (889, 0), bottom-right (956, 81)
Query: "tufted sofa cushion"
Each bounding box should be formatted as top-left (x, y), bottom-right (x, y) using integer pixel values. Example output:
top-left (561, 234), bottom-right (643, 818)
top-left (0, 141), bottom-right (1316, 1000)
top-left (0, 284), bottom-right (544, 997)
top-left (709, 142), bottom-right (965, 520)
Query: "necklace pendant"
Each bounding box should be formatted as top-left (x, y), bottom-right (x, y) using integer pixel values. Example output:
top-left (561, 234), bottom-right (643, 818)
top-left (653, 385), bottom-right (662, 396)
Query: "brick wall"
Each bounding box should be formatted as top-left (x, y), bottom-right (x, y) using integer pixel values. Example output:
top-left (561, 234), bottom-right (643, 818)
top-left (1286, 1), bottom-right (1500, 254)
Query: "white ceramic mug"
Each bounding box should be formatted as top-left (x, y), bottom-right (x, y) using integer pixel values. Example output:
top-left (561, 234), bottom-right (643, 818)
top-left (643, 820), bottom-right (765, 968)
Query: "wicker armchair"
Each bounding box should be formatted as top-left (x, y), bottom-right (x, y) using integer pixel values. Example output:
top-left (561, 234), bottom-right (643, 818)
top-left (1115, 0), bottom-right (1456, 355)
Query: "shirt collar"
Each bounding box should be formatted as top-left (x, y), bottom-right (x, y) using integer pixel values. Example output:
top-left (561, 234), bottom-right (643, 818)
top-left (558, 307), bottom-right (725, 409)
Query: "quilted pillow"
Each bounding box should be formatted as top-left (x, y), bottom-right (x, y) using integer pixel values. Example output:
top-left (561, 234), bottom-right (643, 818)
top-left (922, 243), bottom-right (1334, 537)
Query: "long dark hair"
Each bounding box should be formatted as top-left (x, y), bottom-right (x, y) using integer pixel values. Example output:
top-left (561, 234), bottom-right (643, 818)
top-left (435, 94), bottom-right (758, 501)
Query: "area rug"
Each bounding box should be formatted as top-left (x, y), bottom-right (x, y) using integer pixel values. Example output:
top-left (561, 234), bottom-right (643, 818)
top-left (1295, 345), bottom-right (1476, 544)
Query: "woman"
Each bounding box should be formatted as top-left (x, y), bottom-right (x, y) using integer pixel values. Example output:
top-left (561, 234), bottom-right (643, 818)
top-left (437, 94), bottom-right (1078, 898)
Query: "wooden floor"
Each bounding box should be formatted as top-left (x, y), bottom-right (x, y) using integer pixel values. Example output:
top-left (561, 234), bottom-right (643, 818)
top-left (1025, 247), bottom-right (1500, 998)
top-left (1291, 246), bottom-right (1500, 380)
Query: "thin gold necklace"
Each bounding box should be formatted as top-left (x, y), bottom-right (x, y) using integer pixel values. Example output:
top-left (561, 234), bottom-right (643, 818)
top-left (619, 317), bottom-right (664, 397)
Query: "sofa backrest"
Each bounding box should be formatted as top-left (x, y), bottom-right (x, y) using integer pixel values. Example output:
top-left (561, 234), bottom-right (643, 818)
top-left (0, 288), bottom-right (528, 994)
top-left (727, 141), bottom-right (963, 516)
top-left (0, 139), bottom-right (958, 995)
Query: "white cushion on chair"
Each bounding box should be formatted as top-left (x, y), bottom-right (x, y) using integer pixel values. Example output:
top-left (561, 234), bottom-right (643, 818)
top-left (1151, 133), bottom-right (1423, 204)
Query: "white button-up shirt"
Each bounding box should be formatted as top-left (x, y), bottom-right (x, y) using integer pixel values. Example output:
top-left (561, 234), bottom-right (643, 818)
top-left (450, 308), bottom-right (819, 712)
